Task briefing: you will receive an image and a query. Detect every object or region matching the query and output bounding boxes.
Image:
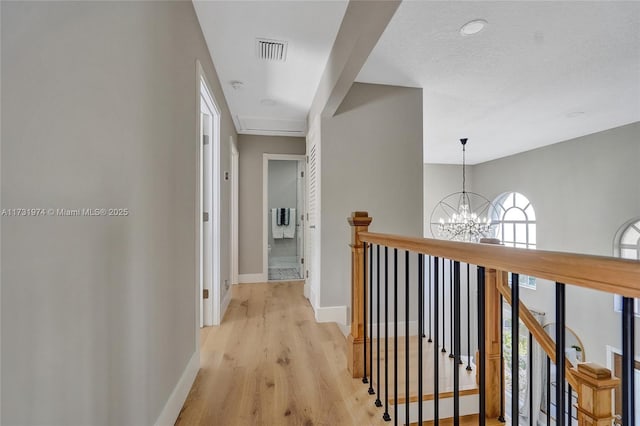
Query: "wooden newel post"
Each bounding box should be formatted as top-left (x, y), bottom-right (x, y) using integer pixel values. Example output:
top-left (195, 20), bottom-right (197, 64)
top-left (347, 211), bottom-right (372, 378)
top-left (477, 238), bottom-right (504, 419)
top-left (572, 363), bottom-right (619, 426)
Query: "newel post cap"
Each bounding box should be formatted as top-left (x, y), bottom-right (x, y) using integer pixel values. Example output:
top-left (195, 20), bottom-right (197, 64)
top-left (347, 211), bottom-right (372, 227)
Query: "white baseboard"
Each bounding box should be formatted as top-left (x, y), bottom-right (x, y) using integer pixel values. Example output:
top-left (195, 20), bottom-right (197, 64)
top-left (337, 322), bottom-right (349, 336)
top-left (220, 289), bottom-right (232, 321)
top-left (370, 320), bottom-right (419, 337)
top-left (154, 351), bottom-right (199, 426)
top-left (315, 305), bottom-right (347, 324)
top-left (304, 282), bottom-right (310, 299)
top-left (238, 273), bottom-right (267, 283)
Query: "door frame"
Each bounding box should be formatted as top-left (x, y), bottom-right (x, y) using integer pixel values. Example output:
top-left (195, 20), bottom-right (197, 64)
top-left (196, 60), bottom-right (221, 332)
top-left (230, 137), bottom-right (239, 285)
top-left (262, 153), bottom-right (306, 281)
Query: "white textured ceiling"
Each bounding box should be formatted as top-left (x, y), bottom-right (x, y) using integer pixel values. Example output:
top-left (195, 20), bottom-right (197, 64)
top-left (193, 0), bottom-right (347, 137)
top-left (357, 1), bottom-right (640, 164)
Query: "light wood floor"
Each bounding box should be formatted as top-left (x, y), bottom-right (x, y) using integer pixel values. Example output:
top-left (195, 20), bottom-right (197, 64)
top-left (370, 336), bottom-right (478, 404)
top-left (176, 281), bottom-right (389, 426)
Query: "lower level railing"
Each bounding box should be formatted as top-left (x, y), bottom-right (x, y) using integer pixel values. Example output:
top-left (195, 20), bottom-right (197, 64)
top-left (347, 211), bottom-right (638, 425)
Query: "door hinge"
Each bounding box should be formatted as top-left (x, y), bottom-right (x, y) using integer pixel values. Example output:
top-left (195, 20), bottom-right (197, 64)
top-left (300, 171), bottom-right (304, 178)
top-left (306, 213), bottom-right (309, 221)
top-left (306, 270), bottom-right (309, 278)
top-left (203, 289), bottom-right (209, 299)
top-left (306, 155), bottom-right (309, 163)
top-left (203, 135), bottom-right (210, 145)
top-left (301, 214), bottom-right (304, 222)
top-left (301, 257), bottom-right (304, 265)
top-left (203, 212), bottom-right (209, 222)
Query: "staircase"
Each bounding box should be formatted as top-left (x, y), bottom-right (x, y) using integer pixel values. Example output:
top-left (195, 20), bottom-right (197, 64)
top-left (346, 211), bottom-right (637, 425)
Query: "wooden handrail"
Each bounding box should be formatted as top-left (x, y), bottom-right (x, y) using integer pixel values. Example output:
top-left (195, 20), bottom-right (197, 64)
top-left (359, 232), bottom-right (640, 298)
top-left (349, 215), bottom-right (624, 423)
top-left (496, 273), bottom-right (579, 389)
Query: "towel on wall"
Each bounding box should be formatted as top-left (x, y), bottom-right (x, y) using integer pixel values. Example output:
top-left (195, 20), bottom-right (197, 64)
top-left (271, 208), bottom-right (284, 239)
top-left (283, 208), bottom-right (296, 239)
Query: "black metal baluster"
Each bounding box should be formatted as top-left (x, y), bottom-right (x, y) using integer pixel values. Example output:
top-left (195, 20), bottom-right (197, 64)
top-left (393, 249), bottom-right (398, 426)
top-left (363, 242), bottom-right (368, 384)
top-left (478, 266), bottom-right (486, 426)
top-left (529, 332), bottom-right (533, 426)
top-left (567, 384), bottom-right (572, 424)
top-left (622, 296), bottom-right (635, 426)
top-left (421, 255), bottom-right (426, 339)
top-left (428, 256), bottom-right (433, 343)
top-left (453, 261), bottom-right (461, 425)
top-left (466, 263), bottom-right (472, 371)
top-left (499, 294), bottom-right (506, 423)
top-left (376, 245), bottom-right (382, 407)
top-left (512, 273), bottom-right (520, 426)
top-left (405, 251), bottom-right (410, 426)
top-left (369, 243), bottom-right (374, 395)
top-left (546, 357), bottom-right (551, 426)
top-left (555, 282), bottom-right (565, 426)
top-left (434, 257), bottom-right (440, 426)
top-left (383, 247), bottom-right (390, 421)
top-left (450, 260), bottom-right (455, 360)
top-left (418, 254), bottom-right (424, 425)
top-left (442, 257), bottom-right (447, 354)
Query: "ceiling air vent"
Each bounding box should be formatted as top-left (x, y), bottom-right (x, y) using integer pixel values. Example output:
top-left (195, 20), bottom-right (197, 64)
top-left (256, 38), bottom-right (288, 62)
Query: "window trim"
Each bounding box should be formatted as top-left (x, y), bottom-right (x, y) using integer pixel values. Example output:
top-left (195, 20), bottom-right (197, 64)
top-left (613, 217), bottom-right (640, 316)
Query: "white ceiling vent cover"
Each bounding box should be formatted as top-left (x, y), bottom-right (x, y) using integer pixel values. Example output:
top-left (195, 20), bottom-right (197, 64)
top-left (256, 38), bottom-right (288, 62)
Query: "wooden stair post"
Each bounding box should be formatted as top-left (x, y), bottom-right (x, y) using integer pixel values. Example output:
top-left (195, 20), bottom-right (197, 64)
top-left (347, 211), bottom-right (372, 378)
top-left (477, 238), bottom-right (504, 420)
top-left (572, 363), bottom-right (620, 426)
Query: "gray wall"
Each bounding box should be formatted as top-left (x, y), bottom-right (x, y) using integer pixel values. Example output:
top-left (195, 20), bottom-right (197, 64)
top-left (321, 82), bottom-right (424, 310)
top-left (1, 1), bottom-right (236, 424)
top-left (237, 135), bottom-right (305, 275)
top-left (425, 122), bottom-right (640, 365)
top-left (423, 164), bottom-right (470, 238)
top-left (268, 160), bottom-right (298, 261)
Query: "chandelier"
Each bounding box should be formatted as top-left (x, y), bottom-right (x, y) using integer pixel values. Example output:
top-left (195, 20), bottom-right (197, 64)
top-left (429, 138), bottom-right (497, 242)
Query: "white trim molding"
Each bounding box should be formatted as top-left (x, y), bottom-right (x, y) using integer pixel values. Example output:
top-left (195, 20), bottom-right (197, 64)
top-left (238, 273), bottom-right (267, 284)
top-left (153, 351), bottom-right (199, 426)
top-left (314, 305), bottom-right (347, 324)
top-left (220, 288), bottom-right (232, 321)
top-left (262, 153), bottom-right (306, 281)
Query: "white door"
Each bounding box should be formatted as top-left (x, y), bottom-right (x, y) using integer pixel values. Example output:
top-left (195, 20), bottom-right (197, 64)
top-left (296, 160), bottom-right (305, 278)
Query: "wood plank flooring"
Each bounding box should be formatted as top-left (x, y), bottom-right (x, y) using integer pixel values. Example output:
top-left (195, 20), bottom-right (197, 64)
top-left (176, 281), bottom-right (492, 425)
top-left (370, 336), bottom-right (478, 405)
top-left (176, 282), bottom-right (388, 426)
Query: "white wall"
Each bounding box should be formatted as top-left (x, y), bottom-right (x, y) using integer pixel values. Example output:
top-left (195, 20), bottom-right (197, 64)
top-left (1, 2), bottom-right (236, 424)
top-left (320, 82), bottom-right (424, 324)
top-left (425, 122), bottom-right (640, 366)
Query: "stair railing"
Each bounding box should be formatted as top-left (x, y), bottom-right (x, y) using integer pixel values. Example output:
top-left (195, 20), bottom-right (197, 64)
top-left (347, 211), bottom-right (638, 425)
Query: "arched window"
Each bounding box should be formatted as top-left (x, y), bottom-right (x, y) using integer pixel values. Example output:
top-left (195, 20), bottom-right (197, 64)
top-left (613, 218), bottom-right (640, 314)
top-left (614, 218), bottom-right (640, 260)
top-left (492, 192), bottom-right (537, 289)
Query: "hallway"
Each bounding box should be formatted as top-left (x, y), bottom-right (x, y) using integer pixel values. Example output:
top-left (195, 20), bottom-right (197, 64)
top-left (176, 282), bottom-right (386, 426)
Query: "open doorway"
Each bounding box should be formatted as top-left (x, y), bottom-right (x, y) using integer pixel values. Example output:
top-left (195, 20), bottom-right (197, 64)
top-left (197, 62), bottom-right (221, 328)
top-left (263, 154), bottom-right (305, 281)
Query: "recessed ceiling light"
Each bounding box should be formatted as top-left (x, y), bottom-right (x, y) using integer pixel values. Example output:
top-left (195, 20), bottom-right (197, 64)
top-left (260, 98), bottom-right (277, 106)
top-left (567, 111), bottom-right (585, 118)
top-left (460, 19), bottom-right (487, 36)
top-left (230, 80), bottom-right (244, 90)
